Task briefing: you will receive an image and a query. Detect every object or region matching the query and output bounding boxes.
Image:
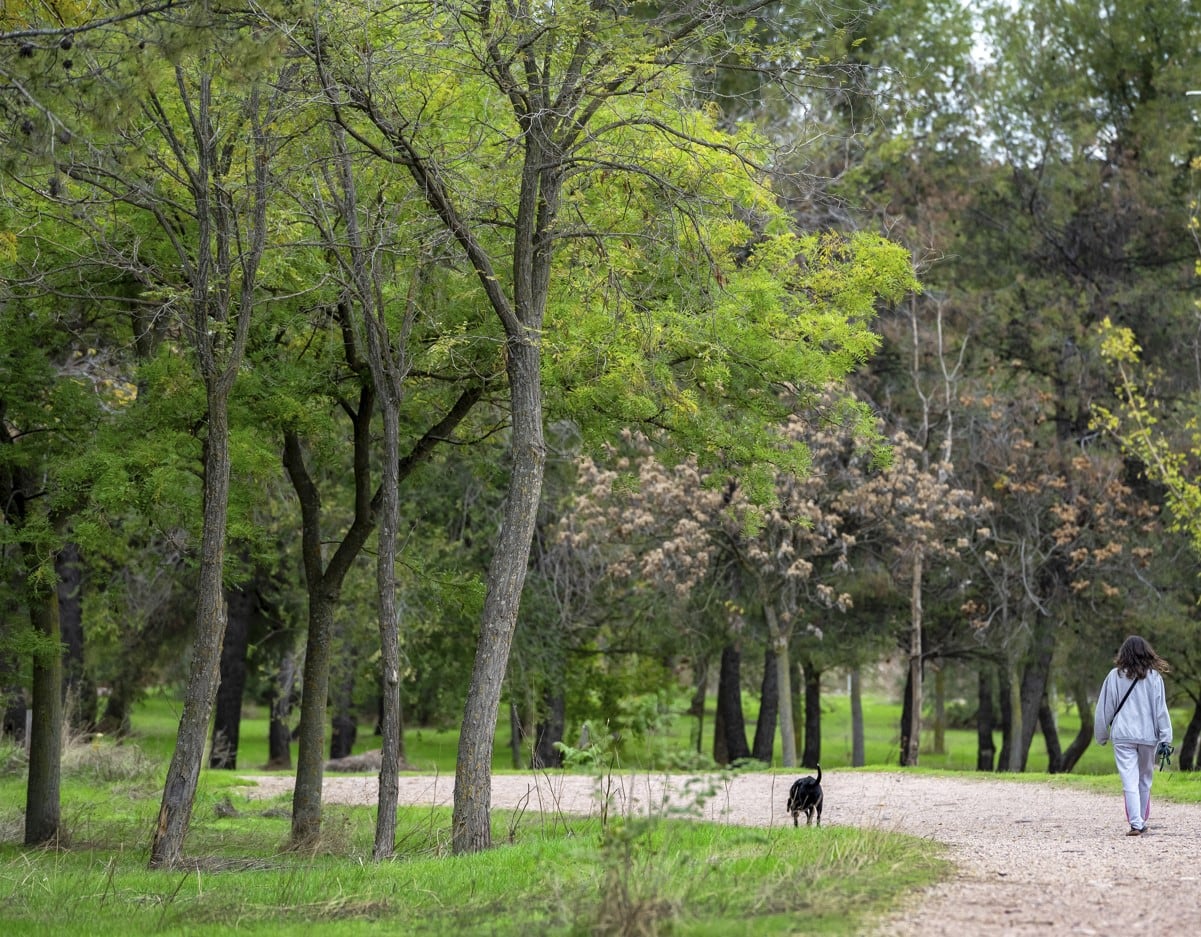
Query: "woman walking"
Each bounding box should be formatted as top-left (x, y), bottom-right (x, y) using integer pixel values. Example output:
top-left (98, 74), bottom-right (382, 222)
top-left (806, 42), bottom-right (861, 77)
top-left (1093, 635), bottom-right (1173, 836)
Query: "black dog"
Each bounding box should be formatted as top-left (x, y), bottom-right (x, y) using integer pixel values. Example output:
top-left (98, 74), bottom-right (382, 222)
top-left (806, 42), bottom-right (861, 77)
top-left (787, 764), bottom-right (823, 827)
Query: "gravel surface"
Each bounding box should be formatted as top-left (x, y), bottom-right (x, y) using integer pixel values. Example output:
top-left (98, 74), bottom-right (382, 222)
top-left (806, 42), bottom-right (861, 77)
top-left (239, 769), bottom-right (1201, 935)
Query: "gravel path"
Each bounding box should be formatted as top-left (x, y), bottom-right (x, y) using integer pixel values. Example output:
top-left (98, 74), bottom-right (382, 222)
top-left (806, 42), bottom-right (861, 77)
top-left (238, 769), bottom-right (1201, 935)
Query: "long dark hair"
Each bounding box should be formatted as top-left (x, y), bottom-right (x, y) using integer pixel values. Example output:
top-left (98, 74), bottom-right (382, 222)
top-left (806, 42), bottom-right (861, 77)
top-left (1115, 635), bottom-right (1170, 679)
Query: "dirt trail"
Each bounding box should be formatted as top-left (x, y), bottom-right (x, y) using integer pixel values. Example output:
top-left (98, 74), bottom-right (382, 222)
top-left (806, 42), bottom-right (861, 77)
top-left (239, 769), bottom-right (1201, 935)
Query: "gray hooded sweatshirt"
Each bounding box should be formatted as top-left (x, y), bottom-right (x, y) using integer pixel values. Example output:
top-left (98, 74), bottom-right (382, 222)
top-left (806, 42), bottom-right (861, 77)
top-left (1093, 668), bottom-right (1172, 746)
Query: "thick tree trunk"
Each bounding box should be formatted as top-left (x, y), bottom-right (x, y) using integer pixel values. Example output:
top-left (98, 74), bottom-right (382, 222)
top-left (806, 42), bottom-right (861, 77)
top-left (713, 643), bottom-right (751, 765)
top-left (850, 667), bottom-right (865, 767)
top-left (765, 605), bottom-right (795, 768)
top-left (452, 337), bottom-right (545, 854)
top-left (209, 579), bottom-right (254, 769)
top-left (23, 542), bottom-right (63, 847)
top-left (292, 597), bottom-right (337, 845)
top-left (977, 665), bottom-right (996, 772)
top-left (751, 645), bottom-right (778, 764)
top-left (150, 392), bottom-right (232, 869)
top-left (801, 657), bottom-right (822, 769)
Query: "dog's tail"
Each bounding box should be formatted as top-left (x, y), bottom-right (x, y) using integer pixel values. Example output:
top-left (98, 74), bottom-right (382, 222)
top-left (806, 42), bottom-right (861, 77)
top-left (815, 763), bottom-right (822, 784)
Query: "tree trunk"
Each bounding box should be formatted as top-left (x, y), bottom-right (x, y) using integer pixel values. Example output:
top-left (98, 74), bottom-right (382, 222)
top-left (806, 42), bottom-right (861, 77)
top-left (751, 645), bottom-right (778, 764)
top-left (765, 605), bottom-right (795, 767)
top-left (509, 699), bottom-right (526, 769)
top-left (801, 657), bottom-right (822, 769)
top-left (267, 651), bottom-right (296, 770)
top-left (533, 690), bottom-right (565, 769)
top-left (976, 664), bottom-right (996, 772)
top-left (452, 335), bottom-right (546, 854)
top-left (150, 391), bottom-right (233, 868)
top-left (1058, 680), bottom-right (1094, 773)
top-left (994, 653), bottom-right (1023, 773)
top-left (1016, 615), bottom-right (1056, 771)
top-left (932, 664), bottom-right (946, 755)
top-left (713, 643), bottom-right (751, 765)
top-left (23, 542), bottom-right (63, 846)
top-left (688, 656), bottom-right (708, 755)
top-left (57, 543), bottom-right (95, 734)
top-left (902, 550), bottom-right (923, 766)
top-left (850, 667), bottom-right (865, 767)
top-left (1038, 694), bottom-right (1063, 773)
top-left (284, 383), bottom-right (377, 850)
top-left (209, 579), bottom-right (254, 769)
top-left (1178, 698), bottom-right (1201, 772)
top-left (292, 596), bottom-right (336, 845)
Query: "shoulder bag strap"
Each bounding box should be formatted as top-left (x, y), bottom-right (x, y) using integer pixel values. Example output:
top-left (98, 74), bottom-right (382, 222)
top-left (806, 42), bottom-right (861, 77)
top-left (1108, 675), bottom-right (1142, 729)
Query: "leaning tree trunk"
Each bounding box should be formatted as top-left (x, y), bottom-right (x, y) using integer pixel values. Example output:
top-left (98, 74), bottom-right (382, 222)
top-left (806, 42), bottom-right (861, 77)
top-left (1178, 698), bottom-right (1201, 772)
top-left (150, 391), bottom-right (234, 868)
top-left (23, 541), bottom-right (63, 847)
top-left (1058, 679), bottom-right (1094, 773)
top-left (452, 336), bottom-right (546, 855)
top-left (1038, 695), bottom-right (1063, 773)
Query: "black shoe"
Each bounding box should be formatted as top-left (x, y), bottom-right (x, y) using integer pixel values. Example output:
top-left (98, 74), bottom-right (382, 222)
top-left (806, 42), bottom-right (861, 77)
top-left (1126, 826), bottom-right (1144, 836)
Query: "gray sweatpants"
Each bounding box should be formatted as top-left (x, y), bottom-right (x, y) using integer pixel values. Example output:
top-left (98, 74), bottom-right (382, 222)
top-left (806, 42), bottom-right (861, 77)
top-left (1112, 741), bottom-right (1156, 830)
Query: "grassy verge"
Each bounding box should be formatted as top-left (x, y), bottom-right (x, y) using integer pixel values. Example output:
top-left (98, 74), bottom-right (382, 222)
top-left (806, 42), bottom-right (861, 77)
top-left (0, 763), bottom-right (948, 937)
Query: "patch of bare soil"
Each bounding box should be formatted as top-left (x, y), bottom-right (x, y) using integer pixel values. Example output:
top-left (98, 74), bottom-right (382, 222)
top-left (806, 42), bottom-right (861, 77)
top-left (238, 769), bottom-right (1201, 935)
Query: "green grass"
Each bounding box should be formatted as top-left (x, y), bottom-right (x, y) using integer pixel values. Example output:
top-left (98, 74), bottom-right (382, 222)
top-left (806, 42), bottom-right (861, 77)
top-left (0, 770), bottom-right (948, 936)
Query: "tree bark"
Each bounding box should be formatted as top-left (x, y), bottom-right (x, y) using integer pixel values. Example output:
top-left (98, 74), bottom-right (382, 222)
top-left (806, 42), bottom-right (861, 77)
top-left (1016, 614), bottom-right (1056, 771)
top-left (267, 651), bottom-right (296, 770)
top-left (752, 645), bottom-right (778, 764)
top-left (1058, 679), bottom-right (1094, 773)
top-left (150, 391), bottom-right (233, 868)
top-left (57, 543), bottom-right (95, 733)
top-left (901, 550), bottom-right (923, 766)
top-left (932, 664), bottom-right (946, 755)
top-left (800, 656), bottom-right (822, 769)
top-left (850, 667), bottom-right (865, 768)
top-left (209, 579), bottom-right (254, 769)
top-left (1038, 694), bottom-right (1063, 773)
top-left (452, 335), bottom-right (546, 854)
top-left (533, 690), bottom-right (565, 769)
top-left (712, 643), bottom-right (751, 765)
top-left (765, 605), bottom-right (795, 767)
top-left (23, 541), bottom-right (63, 846)
top-left (284, 381), bottom-right (377, 849)
top-left (1178, 698), bottom-right (1201, 772)
top-left (976, 664), bottom-right (996, 772)
top-left (688, 656), bottom-right (708, 755)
